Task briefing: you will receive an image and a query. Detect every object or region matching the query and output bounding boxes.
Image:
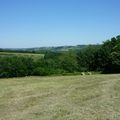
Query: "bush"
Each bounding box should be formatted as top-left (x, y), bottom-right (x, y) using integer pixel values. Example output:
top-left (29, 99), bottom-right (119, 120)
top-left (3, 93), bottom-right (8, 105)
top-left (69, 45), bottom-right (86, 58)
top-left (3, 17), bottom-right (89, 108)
top-left (0, 56), bottom-right (34, 78)
top-left (33, 67), bottom-right (50, 76)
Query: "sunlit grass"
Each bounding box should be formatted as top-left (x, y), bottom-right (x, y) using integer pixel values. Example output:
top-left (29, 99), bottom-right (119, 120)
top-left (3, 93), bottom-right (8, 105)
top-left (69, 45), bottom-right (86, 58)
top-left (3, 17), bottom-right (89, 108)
top-left (0, 52), bottom-right (44, 60)
top-left (0, 74), bottom-right (120, 120)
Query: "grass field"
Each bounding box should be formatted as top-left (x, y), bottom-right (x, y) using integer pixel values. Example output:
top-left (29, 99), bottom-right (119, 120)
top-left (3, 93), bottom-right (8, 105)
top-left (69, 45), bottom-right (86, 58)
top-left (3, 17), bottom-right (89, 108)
top-left (0, 74), bottom-right (120, 120)
top-left (0, 52), bottom-right (44, 60)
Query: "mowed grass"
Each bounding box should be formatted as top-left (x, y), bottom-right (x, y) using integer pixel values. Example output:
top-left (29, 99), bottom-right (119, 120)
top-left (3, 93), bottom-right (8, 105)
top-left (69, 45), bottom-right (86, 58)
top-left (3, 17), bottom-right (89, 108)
top-left (0, 52), bottom-right (44, 60)
top-left (0, 74), bottom-right (120, 120)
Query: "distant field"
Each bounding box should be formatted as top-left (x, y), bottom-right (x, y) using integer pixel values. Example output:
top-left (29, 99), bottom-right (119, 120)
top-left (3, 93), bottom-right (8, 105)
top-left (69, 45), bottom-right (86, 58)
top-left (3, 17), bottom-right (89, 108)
top-left (0, 74), bottom-right (120, 120)
top-left (0, 52), bottom-right (44, 60)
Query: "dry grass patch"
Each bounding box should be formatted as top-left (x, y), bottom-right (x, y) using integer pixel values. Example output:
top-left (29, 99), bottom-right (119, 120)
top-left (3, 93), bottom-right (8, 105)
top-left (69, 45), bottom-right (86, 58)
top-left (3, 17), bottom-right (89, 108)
top-left (0, 74), bottom-right (120, 120)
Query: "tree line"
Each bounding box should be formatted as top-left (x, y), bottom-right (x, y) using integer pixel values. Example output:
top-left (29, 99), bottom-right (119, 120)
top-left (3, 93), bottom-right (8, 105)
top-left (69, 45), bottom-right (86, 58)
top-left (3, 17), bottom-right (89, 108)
top-left (0, 35), bottom-right (120, 78)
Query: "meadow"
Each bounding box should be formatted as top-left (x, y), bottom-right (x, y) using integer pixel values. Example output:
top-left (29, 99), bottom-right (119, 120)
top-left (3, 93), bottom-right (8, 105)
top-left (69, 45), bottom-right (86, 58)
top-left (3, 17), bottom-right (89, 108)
top-left (0, 74), bottom-right (120, 120)
top-left (0, 52), bottom-right (44, 60)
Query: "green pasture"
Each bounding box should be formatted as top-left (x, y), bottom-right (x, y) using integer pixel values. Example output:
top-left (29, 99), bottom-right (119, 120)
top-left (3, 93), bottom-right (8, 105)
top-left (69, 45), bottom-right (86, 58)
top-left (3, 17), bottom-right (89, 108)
top-left (0, 52), bottom-right (44, 60)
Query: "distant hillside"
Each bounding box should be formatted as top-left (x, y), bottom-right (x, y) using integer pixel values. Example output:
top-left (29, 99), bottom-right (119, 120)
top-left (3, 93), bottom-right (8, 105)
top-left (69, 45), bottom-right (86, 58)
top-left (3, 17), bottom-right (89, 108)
top-left (25, 45), bottom-right (87, 52)
top-left (0, 44), bottom-right (100, 53)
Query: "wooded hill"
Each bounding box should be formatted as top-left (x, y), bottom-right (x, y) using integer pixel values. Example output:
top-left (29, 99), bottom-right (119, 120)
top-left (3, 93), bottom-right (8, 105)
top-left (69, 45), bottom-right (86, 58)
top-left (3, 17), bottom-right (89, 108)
top-left (0, 45), bottom-right (91, 53)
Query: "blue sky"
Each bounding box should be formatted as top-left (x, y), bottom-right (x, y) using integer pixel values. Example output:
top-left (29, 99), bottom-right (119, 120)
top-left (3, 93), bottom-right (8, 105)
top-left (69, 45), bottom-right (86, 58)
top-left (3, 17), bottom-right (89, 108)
top-left (0, 0), bottom-right (120, 48)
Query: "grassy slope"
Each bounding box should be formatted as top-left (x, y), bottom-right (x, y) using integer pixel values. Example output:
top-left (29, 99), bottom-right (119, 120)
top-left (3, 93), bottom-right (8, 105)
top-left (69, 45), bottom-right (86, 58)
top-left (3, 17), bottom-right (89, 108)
top-left (0, 74), bottom-right (120, 120)
top-left (0, 52), bottom-right (44, 60)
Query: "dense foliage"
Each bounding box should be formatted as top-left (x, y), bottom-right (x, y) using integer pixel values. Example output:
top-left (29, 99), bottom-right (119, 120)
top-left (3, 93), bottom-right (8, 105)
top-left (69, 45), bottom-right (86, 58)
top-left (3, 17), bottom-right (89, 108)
top-left (94, 36), bottom-right (120, 73)
top-left (0, 35), bottom-right (120, 78)
top-left (0, 56), bottom-right (34, 77)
